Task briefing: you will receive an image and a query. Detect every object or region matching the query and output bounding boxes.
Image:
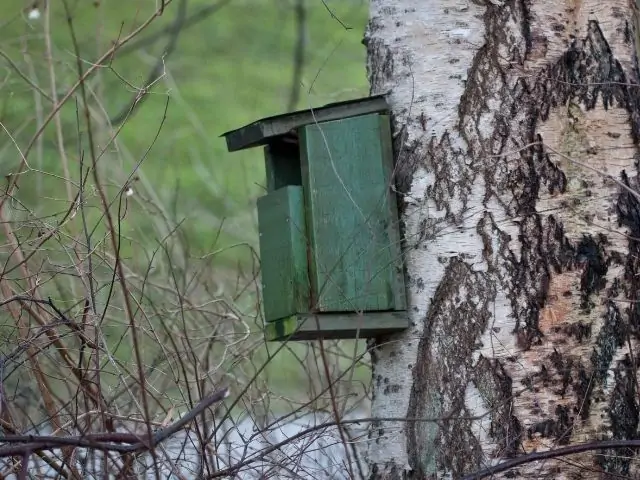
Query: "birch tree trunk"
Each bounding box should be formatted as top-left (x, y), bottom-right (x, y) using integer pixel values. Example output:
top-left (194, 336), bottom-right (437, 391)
top-left (365, 1), bottom-right (640, 478)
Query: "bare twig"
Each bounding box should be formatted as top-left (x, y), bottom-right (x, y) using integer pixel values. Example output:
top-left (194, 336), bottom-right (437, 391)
top-left (287, 0), bottom-right (306, 111)
top-left (0, 49), bottom-right (53, 103)
top-left (461, 440), bottom-right (640, 479)
top-left (109, 0), bottom-right (188, 126)
top-left (0, 388), bottom-right (229, 457)
top-left (0, 0), bottom-right (176, 211)
top-left (319, 0), bottom-right (351, 30)
top-left (62, 2), bottom-right (162, 476)
top-left (115, 0), bottom-right (233, 57)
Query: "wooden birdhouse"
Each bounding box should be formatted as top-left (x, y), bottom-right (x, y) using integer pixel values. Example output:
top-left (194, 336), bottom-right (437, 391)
top-left (222, 96), bottom-right (408, 341)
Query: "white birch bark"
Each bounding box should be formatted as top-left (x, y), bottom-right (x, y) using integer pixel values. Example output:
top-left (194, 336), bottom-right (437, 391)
top-left (365, 1), bottom-right (640, 478)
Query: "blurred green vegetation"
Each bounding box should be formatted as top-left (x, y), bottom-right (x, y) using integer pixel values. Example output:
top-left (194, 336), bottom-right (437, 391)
top-left (1, 0), bottom-right (369, 260)
top-left (0, 0), bottom-right (371, 406)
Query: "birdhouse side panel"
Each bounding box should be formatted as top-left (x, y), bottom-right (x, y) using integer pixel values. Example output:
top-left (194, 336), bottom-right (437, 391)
top-left (300, 113), bottom-right (404, 313)
top-left (377, 115), bottom-right (407, 311)
top-left (257, 186), bottom-right (310, 322)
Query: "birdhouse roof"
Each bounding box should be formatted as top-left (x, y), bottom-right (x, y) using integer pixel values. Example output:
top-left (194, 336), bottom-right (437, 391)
top-left (221, 95), bottom-right (389, 152)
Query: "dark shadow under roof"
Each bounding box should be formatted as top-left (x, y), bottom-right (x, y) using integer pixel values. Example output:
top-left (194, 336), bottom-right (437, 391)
top-left (222, 95), bottom-right (389, 152)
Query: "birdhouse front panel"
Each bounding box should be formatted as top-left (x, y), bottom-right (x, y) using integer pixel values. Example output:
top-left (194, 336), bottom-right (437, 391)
top-left (300, 113), bottom-right (406, 313)
top-left (257, 186), bottom-right (310, 322)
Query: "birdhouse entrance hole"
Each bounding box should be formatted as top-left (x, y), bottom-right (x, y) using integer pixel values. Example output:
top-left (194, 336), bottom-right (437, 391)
top-left (265, 137), bottom-right (302, 191)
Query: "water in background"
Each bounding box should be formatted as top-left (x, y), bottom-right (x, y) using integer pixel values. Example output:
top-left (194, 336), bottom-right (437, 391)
top-left (0, 408), bottom-right (371, 479)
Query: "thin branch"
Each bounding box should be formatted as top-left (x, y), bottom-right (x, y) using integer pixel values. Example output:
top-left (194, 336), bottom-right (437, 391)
top-left (287, 0), bottom-right (305, 111)
top-left (44, 0), bottom-right (75, 207)
top-left (209, 410), bottom-right (529, 478)
top-left (114, 0), bottom-right (233, 58)
top-left (109, 0), bottom-right (188, 126)
top-left (0, 0), bottom-right (177, 211)
top-left (316, 332), bottom-right (354, 480)
top-left (0, 49), bottom-right (53, 103)
top-left (0, 388), bottom-right (229, 457)
top-left (62, 2), bottom-right (160, 476)
top-left (319, 0), bottom-right (351, 30)
top-left (462, 439), bottom-right (640, 480)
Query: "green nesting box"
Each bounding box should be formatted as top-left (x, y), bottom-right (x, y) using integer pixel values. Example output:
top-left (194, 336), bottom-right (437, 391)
top-left (222, 96), bottom-right (408, 341)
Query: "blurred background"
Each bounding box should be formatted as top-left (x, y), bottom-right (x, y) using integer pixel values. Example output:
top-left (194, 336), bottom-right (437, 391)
top-left (0, 1), bottom-right (374, 472)
top-left (1, 0), bottom-right (370, 266)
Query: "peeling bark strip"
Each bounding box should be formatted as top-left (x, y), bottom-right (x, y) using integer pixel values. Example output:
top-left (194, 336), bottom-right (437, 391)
top-left (366, 1), bottom-right (640, 479)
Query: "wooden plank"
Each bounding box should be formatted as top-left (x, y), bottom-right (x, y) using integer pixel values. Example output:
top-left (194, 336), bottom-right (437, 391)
top-left (264, 311), bottom-right (409, 341)
top-left (377, 116), bottom-right (407, 311)
top-left (300, 113), bottom-right (406, 312)
top-left (222, 95), bottom-right (389, 152)
top-left (257, 186), bottom-right (309, 322)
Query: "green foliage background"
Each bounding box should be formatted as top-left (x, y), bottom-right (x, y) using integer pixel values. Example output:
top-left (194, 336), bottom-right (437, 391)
top-left (2, 0), bottom-right (368, 257)
top-left (0, 0), bottom-right (372, 402)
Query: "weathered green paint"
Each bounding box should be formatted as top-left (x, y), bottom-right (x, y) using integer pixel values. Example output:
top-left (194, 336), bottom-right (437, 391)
top-left (264, 311), bottom-right (409, 341)
top-left (257, 186), bottom-right (310, 322)
top-left (300, 113), bottom-right (406, 312)
top-left (222, 95), bottom-right (389, 152)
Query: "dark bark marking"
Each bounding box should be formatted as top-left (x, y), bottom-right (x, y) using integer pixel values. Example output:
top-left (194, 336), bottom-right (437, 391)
top-left (368, 2), bottom-right (640, 478)
top-left (590, 302), bottom-right (627, 385)
top-left (528, 404), bottom-right (574, 445)
top-left (575, 234), bottom-right (609, 312)
top-left (473, 356), bottom-right (523, 457)
top-left (542, 214), bottom-right (574, 273)
top-left (549, 348), bottom-right (574, 397)
top-left (406, 258), bottom-right (493, 478)
top-left (617, 171), bottom-right (640, 333)
top-left (477, 211), bottom-right (517, 280)
top-left (368, 462), bottom-right (408, 480)
top-left (510, 215), bottom-right (554, 350)
top-left (540, 22), bottom-right (628, 113)
top-left (519, 0), bottom-right (532, 57)
top-left (426, 133), bottom-right (471, 223)
top-left (365, 36), bottom-right (394, 95)
top-left (468, 10), bottom-right (640, 475)
top-left (560, 321), bottom-right (591, 343)
top-left (574, 365), bottom-right (594, 420)
top-left (595, 355), bottom-right (639, 476)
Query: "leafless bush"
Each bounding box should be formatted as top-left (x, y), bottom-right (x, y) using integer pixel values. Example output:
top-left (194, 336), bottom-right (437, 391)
top-left (0, 1), bottom-right (372, 478)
